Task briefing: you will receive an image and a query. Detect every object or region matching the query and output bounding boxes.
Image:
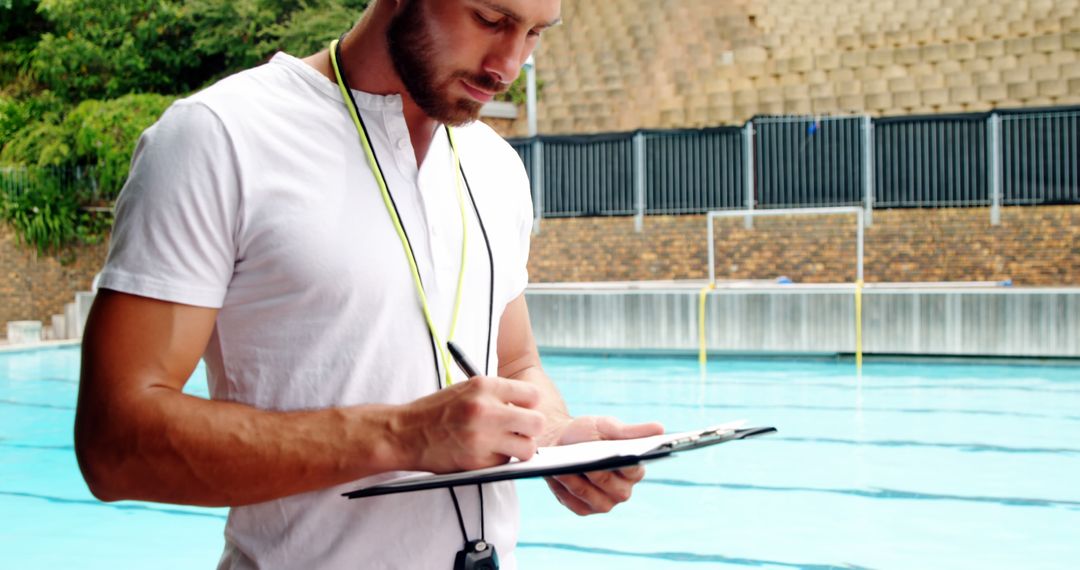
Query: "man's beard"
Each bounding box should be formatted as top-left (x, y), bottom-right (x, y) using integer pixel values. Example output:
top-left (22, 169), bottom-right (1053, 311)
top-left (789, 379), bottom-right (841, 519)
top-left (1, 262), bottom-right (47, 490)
top-left (386, 0), bottom-right (509, 126)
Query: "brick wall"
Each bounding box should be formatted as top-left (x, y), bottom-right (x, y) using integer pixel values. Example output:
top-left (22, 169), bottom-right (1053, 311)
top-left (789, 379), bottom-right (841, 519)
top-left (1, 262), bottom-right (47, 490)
top-left (1, 225), bottom-right (108, 338)
top-left (528, 205), bottom-right (1080, 285)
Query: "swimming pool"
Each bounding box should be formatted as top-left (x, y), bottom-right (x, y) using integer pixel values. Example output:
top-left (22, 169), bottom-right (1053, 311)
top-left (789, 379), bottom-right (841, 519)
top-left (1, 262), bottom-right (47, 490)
top-left (2, 346), bottom-right (1078, 568)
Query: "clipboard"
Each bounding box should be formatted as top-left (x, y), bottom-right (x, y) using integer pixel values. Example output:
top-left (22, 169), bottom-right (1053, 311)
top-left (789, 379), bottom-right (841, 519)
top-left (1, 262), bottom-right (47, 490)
top-left (343, 420), bottom-right (777, 499)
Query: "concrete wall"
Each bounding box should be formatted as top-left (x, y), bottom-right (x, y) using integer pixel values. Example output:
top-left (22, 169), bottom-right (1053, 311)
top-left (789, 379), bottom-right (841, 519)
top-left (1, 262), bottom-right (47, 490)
top-left (526, 286), bottom-right (1080, 358)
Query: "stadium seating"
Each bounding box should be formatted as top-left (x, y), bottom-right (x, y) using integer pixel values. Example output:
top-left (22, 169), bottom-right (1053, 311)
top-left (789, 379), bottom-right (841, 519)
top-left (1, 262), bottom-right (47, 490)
top-left (526, 0), bottom-right (1080, 134)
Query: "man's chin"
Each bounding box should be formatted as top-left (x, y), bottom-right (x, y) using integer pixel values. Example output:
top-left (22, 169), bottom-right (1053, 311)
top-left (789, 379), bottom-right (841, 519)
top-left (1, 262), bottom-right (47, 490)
top-left (438, 100), bottom-right (484, 127)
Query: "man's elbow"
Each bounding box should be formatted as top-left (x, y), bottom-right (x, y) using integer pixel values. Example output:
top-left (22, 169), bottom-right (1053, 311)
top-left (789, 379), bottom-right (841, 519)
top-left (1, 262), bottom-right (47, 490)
top-left (74, 419), bottom-right (132, 502)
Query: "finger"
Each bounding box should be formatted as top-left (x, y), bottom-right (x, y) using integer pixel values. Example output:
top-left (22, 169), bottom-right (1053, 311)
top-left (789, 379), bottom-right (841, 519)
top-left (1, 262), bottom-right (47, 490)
top-left (480, 377), bottom-right (541, 409)
top-left (495, 433), bottom-right (539, 462)
top-left (615, 464), bottom-right (647, 484)
top-left (498, 406), bottom-right (546, 438)
top-left (545, 477), bottom-right (600, 516)
top-left (583, 468), bottom-right (633, 503)
top-left (551, 473), bottom-right (616, 514)
top-left (594, 417), bottom-right (665, 440)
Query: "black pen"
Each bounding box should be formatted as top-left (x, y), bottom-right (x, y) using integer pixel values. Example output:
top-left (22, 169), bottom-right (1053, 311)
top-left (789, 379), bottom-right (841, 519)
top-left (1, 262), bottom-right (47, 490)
top-left (447, 341), bottom-right (481, 378)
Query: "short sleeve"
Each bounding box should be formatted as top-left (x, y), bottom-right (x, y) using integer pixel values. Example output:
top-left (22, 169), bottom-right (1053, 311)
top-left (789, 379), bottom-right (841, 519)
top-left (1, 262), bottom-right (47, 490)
top-left (97, 101), bottom-right (241, 308)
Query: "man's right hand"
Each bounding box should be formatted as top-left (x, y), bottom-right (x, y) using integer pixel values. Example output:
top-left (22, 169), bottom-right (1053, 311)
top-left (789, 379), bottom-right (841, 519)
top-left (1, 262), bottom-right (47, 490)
top-left (391, 376), bottom-right (546, 473)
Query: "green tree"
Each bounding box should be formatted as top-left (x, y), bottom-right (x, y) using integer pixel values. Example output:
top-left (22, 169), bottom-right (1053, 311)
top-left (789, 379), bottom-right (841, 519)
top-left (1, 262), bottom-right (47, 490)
top-left (0, 90), bottom-right (65, 153)
top-left (1, 93), bottom-right (173, 251)
top-left (0, 0), bottom-right (50, 87)
top-left (31, 0), bottom-right (194, 102)
top-left (183, 0), bottom-right (370, 83)
top-left (183, 0), bottom-right (279, 82)
top-left (67, 93), bottom-right (176, 201)
top-left (262, 0), bottom-right (369, 57)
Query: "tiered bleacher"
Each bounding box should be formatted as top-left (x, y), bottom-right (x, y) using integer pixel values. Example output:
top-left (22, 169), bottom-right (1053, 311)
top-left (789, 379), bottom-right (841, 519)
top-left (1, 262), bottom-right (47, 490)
top-left (531, 0), bottom-right (1080, 134)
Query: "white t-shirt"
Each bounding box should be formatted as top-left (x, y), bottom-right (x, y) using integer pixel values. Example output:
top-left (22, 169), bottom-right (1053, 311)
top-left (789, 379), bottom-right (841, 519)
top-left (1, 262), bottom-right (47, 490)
top-left (99, 52), bottom-right (533, 569)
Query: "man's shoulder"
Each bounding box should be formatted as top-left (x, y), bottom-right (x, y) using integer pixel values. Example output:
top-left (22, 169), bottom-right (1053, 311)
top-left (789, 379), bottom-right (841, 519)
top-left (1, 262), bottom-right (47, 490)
top-left (180, 53), bottom-right (327, 122)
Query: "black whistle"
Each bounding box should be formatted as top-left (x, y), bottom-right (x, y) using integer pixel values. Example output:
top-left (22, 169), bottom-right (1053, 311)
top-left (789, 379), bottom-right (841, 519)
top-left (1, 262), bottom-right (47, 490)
top-left (453, 539), bottom-right (498, 570)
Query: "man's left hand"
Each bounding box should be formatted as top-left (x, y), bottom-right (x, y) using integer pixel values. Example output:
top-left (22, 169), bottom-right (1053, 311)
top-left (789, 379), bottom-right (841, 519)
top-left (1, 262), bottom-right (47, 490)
top-left (544, 416), bottom-right (664, 516)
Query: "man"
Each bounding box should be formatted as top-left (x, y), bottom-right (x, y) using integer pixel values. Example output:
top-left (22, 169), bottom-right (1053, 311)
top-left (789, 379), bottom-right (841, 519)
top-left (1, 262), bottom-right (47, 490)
top-left (74, 0), bottom-right (662, 568)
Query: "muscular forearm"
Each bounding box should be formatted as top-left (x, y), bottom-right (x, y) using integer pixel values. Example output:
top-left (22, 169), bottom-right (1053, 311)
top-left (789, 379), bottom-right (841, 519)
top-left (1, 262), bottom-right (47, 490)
top-left (75, 386), bottom-right (404, 507)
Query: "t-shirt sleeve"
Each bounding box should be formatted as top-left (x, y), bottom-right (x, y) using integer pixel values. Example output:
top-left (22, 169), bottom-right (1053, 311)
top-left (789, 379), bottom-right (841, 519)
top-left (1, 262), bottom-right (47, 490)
top-left (97, 100), bottom-right (241, 308)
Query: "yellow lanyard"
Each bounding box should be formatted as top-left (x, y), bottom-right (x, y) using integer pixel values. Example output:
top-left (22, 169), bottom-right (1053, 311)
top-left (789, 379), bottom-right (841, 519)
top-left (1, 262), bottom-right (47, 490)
top-left (329, 38), bottom-right (470, 387)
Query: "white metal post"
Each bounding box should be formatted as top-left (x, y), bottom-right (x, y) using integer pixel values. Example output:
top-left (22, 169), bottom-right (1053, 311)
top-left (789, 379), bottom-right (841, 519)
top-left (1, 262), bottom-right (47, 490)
top-left (856, 209), bottom-right (864, 282)
top-left (743, 121), bottom-right (755, 229)
top-left (525, 55), bottom-right (538, 138)
top-left (531, 139), bottom-right (544, 235)
top-left (707, 214), bottom-right (716, 285)
top-left (863, 115), bottom-right (874, 228)
top-left (633, 132), bottom-right (646, 232)
top-left (989, 113), bottom-right (1002, 226)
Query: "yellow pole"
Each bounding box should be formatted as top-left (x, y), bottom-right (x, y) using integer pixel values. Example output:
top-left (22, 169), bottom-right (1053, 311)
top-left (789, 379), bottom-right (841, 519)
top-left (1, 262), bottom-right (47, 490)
top-left (855, 279), bottom-right (864, 369)
top-left (698, 283), bottom-right (715, 367)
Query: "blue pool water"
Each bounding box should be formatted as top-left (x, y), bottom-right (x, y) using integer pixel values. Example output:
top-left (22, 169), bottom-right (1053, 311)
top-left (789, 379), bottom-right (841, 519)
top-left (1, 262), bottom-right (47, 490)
top-left (1, 346), bottom-right (1078, 569)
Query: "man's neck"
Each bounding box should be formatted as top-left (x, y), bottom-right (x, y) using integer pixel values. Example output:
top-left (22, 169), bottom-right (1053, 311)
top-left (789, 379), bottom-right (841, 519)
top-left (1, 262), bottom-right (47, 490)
top-left (302, 6), bottom-right (439, 166)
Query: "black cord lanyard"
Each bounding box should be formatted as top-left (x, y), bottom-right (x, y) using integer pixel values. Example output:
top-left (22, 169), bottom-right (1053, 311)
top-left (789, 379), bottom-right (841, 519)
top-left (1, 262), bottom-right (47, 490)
top-left (332, 36), bottom-right (498, 551)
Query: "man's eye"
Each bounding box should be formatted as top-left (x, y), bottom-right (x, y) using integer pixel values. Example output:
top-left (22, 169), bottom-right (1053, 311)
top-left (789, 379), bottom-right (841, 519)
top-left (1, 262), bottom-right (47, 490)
top-left (475, 13), bottom-right (499, 27)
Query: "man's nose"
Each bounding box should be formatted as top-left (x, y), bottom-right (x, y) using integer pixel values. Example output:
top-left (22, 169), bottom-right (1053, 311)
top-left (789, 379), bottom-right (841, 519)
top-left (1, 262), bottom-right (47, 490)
top-left (483, 36), bottom-right (530, 85)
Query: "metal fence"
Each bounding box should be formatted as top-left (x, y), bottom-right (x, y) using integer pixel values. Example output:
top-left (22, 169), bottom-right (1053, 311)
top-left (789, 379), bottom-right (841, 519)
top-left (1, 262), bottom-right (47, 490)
top-left (874, 113), bottom-right (990, 208)
top-left (508, 105), bottom-right (1080, 226)
top-left (0, 165), bottom-right (101, 202)
top-left (754, 116), bottom-right (865, 209)
top-left (1000, 109), bottom-right (1080, 205)
top-left (645, 127), bottom-right (745, 214)
top-left (539, 134), bottom-right (636, 217)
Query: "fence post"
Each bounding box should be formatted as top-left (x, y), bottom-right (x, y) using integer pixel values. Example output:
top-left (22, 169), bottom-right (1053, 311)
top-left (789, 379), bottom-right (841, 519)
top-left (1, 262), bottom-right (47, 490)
top-left (707, 213), bottom-right (716, 285)
top-left (531, 138), bottom-right (544, 235)
top-left (743, 121), bottom-right (755, 229)
top-left (633, 131), bottom-right (646, 232)
top-left (988, 113), bottom-right (1002, 226)
top-left (862, 115), bottom-right (875, 227)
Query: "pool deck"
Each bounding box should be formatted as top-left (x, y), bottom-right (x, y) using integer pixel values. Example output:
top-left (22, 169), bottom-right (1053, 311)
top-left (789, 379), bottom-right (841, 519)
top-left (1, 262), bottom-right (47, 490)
top-left (0, 339), bottom-right (81, 354)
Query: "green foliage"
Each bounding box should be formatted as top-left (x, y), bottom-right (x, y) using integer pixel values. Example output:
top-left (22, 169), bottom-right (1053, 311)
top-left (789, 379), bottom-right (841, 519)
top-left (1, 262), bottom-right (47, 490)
top-left (262, 0), bottom-right (369, 57)
top-left (31, 0), bottom-right (194, 102)
top-left (0, 166), bottom-right (110, 254)
top-left (1, 93), bottom-right (172, 250)
top-left (0, 0), bottom-right (47, 41)
top-left (184, 0), bottom-right (279, 81)
top-left (496, 72), bottom-right (544, 107)
top-left (184, 0), bottom-right (370, 81)
top-left (5, 0), bottom-right (570, 255)
top-left (1, 118), bottom-right (68, 167)
top-left (0, 0), bottom-right (49, 86)
top-left (0, 90), bottom-right (65, 152)
top-left (66, 93), bottom-right (175, 201)
top-left (1, 171), bottom-right (79, 253)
